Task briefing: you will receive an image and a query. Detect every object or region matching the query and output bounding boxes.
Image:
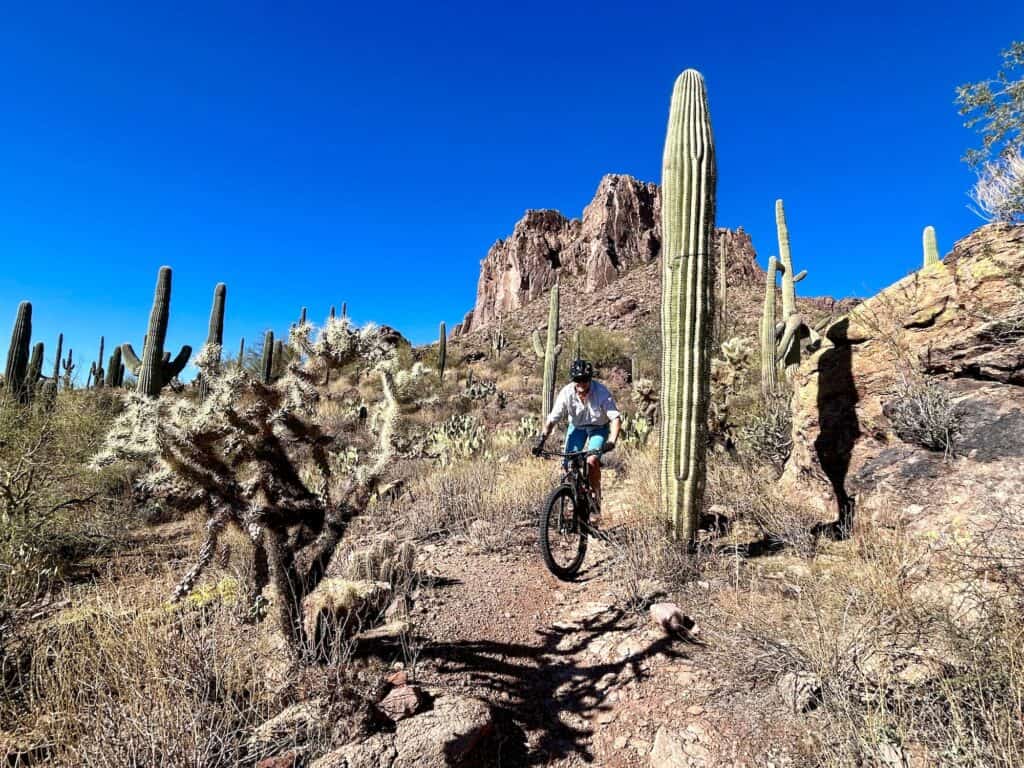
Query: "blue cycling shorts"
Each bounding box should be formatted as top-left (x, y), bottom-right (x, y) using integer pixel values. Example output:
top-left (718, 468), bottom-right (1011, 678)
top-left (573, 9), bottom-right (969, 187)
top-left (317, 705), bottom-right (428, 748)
top-left (564, 423), bottom-right (610, 455)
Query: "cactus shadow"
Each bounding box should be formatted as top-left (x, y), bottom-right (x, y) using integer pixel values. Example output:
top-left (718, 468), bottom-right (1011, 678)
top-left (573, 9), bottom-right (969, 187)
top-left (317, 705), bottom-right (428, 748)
top-left (811, 319), bottom-right (861, 539)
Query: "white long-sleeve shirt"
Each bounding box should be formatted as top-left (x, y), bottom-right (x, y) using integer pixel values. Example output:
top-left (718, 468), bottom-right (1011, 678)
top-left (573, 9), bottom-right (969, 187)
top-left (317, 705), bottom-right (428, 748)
top-left (545, 380), bottom-right (621, 428)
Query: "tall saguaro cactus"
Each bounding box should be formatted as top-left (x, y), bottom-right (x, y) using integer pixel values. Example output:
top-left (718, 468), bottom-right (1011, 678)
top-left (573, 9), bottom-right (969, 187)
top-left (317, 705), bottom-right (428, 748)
top-left (26, 342), bottom-right (44, 397)
top-left (200, 283), bottom-right (226, 399)
top-left (541, 283), bottom-right (562, 421)
top-left (438, 321), bottom-right (447, 382)
top-left (774, 200), bottom-right (813, 381)
top-left (760, 256), bottom-right (779, 397)
top-left (261, 331), bottom-right (275, 384)
top-left (922, 225), bottom-right (940, 267)
top-left (92, 337), bottom-right (105, 389)
top-left (4, 302), bottom-right (33, 404)
top-left (659, 69), bottom-right (716, 541)
top-left (122, 266), bottom-right (192, 397)
top-left (105, 347), bottom-right (123, 388)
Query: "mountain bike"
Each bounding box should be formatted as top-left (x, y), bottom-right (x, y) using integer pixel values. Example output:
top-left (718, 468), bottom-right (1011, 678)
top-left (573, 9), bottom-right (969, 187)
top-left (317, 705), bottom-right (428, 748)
top-left (536, 446), bottom-right (614, 580)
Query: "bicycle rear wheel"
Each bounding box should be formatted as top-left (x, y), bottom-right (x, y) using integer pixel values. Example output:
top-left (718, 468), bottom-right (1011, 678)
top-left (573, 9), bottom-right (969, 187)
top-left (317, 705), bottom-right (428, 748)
top-left (539, 484), bottom-right (588, 580)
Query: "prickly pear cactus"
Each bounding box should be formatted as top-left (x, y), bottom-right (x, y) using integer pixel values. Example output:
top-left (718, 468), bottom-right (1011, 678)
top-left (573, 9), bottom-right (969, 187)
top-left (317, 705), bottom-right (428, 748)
top-left (659, 69), bottom-right (716, 541)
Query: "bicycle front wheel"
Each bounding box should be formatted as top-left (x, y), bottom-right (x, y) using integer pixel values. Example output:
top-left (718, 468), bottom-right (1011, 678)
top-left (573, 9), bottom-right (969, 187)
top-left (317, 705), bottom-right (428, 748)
top-left (539, 484), bottom-right (588, 580)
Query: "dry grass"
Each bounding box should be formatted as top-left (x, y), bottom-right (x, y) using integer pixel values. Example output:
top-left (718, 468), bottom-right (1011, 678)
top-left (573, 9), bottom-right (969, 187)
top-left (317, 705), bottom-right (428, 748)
top-left (1, 392), bottom-right (132, 614)
top-left (373, 455), bottom-right (553, 549)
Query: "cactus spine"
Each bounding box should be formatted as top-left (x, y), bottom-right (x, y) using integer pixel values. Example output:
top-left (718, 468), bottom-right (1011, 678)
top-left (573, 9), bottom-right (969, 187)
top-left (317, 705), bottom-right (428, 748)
top-left (4, 302), bottom-right (33, 403)
top-left (760, 257), bottom-right (779, 397)
top-left (260, 331), bottom-right (274, 384)
top-left (122, 267), bottom-right (192, 397)
top-left (438, 321), bottom-right (447, 381)
top-left (923, 225), bottom-right (940, 267)
top-left (659, 69), bottom-right (716, 541)
top-left (541, 283), bottom-right (562, 421)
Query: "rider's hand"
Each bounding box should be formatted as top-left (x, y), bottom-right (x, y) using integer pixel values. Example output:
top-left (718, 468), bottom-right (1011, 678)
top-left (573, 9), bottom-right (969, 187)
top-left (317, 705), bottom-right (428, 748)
top-left (531, 436), bottom-right (546, 457)
top-left (603, 440), bottom-right (616, 454)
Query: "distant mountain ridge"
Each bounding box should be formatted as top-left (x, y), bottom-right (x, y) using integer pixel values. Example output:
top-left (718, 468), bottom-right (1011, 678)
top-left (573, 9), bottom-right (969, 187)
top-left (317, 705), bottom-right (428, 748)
top-left (452, 173), bottom-right (849, 341)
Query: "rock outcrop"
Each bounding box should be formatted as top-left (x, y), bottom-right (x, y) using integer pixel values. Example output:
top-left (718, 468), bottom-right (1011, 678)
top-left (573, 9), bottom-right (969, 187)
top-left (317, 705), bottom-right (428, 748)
top-left (459, 175), bottom-right (660, 335)
top-left (781, 223), bottom-right (1024, 536)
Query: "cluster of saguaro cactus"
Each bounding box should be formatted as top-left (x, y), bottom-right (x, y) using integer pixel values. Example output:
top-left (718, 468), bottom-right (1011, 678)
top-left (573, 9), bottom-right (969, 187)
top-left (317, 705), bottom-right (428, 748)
top-left (533, 284), bottom-right (562, 420)
top-left (659, 69), bottom-right (716, 542)
top-left (122, 267), bottom-right (192, 397)
top-left (922, 225), bottom-right (940, 267)
top-left (438, 321), bottom-right (447, 381)
top-left (4, 302), bottom-right (34, 403)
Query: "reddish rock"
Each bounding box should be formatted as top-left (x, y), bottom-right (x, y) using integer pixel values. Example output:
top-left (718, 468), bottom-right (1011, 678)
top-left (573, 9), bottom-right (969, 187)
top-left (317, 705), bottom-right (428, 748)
top-left (378, 684), bottom-right (422, 722)
top-left (257, 753), bottom-right (300, 768)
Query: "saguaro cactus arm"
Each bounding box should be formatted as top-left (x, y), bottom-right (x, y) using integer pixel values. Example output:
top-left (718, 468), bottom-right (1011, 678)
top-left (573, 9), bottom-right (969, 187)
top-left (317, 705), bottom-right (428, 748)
top-left (659, 69), bottom-right (716, 541)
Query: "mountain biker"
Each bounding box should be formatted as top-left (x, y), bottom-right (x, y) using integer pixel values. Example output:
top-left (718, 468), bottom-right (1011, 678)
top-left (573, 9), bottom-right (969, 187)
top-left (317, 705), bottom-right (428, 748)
top-left (532, 359), bottom-right (621, 519)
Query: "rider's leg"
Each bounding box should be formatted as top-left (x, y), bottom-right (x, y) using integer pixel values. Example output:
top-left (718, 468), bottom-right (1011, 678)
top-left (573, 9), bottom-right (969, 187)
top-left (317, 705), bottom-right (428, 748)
top-left (583, 426), bottom-right (610, 513)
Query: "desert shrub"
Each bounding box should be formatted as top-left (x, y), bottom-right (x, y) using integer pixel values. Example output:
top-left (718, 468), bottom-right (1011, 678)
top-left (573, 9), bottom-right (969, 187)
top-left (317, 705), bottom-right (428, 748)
top-left (562, 327), bottom-right (631, 371)
top-left (610, 514), bottom-right (698, 610)
top-left (630, 317), bottom-right (661, 382)
top-left (738, 390), bottom-right (793, 471)
top-left (0, 393), bottom-right (129, 612)
top-left (886, 376), bottom-right (963, 455)
top-left (396, 457), bottom-right (550, 545)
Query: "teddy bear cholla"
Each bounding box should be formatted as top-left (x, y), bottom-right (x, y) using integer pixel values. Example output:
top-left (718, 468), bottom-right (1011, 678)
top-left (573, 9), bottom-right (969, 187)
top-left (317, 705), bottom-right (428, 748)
top-left (92, 318), bottom-right (403, 648)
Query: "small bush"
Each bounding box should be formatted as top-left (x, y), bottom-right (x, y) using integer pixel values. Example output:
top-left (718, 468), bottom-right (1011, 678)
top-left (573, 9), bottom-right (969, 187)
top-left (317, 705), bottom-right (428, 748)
top-left (886, 377), bottom-right (962, 455)
top-left (739, 390), bottom-right (793, 471)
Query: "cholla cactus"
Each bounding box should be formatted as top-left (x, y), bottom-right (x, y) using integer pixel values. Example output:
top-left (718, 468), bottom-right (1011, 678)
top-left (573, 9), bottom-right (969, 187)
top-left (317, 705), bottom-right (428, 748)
top-left (631, 377), bottom-right (659, 422)
top-left (710, 336), bottom-right (754, 451)
top-left (394, 360), bottom-right (433, 402)
top-left (92, 317), bottom-right (403, 650)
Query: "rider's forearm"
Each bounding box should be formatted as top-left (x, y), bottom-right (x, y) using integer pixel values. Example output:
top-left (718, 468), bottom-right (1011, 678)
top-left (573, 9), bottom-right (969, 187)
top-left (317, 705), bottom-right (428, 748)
top-left (608, 417), bottom-right (621, 443)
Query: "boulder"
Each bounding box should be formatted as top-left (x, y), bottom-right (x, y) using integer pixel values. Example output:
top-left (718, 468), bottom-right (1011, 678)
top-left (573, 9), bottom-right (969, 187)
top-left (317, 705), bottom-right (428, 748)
top-left (781, 223), bottom-right (1024, 538)
top-left (313, 695), bottom-right (493, 768)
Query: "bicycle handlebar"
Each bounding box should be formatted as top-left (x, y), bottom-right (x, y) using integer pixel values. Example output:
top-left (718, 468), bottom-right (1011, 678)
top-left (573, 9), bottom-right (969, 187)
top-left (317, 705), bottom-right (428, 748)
top-left (538, 444), bottom-right (614, 459)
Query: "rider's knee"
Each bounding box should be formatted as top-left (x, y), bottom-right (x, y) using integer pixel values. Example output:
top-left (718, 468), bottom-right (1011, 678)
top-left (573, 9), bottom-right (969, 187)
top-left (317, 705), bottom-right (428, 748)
top-left (586, 455), bottom-right (600, 470)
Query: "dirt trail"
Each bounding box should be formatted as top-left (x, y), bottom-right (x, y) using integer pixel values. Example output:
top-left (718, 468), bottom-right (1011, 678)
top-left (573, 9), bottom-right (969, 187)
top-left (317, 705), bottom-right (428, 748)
top-left (408, 477), bottom-right (716, 768)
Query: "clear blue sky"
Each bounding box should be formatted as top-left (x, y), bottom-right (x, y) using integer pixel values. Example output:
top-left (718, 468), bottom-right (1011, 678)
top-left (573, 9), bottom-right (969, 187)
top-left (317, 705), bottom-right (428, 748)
top-left (2, 1), bottom-right (1020, 379)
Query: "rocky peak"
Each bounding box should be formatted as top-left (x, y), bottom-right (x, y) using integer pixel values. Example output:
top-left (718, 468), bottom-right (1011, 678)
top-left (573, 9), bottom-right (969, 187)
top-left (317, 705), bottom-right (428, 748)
top-left (454, 174), bottom-right (762, 336)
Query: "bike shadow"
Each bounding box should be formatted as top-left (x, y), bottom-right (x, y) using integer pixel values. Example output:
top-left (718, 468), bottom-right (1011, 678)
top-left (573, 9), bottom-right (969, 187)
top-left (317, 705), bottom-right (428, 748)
top-left (419, 604), bottom-right (695, 766)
